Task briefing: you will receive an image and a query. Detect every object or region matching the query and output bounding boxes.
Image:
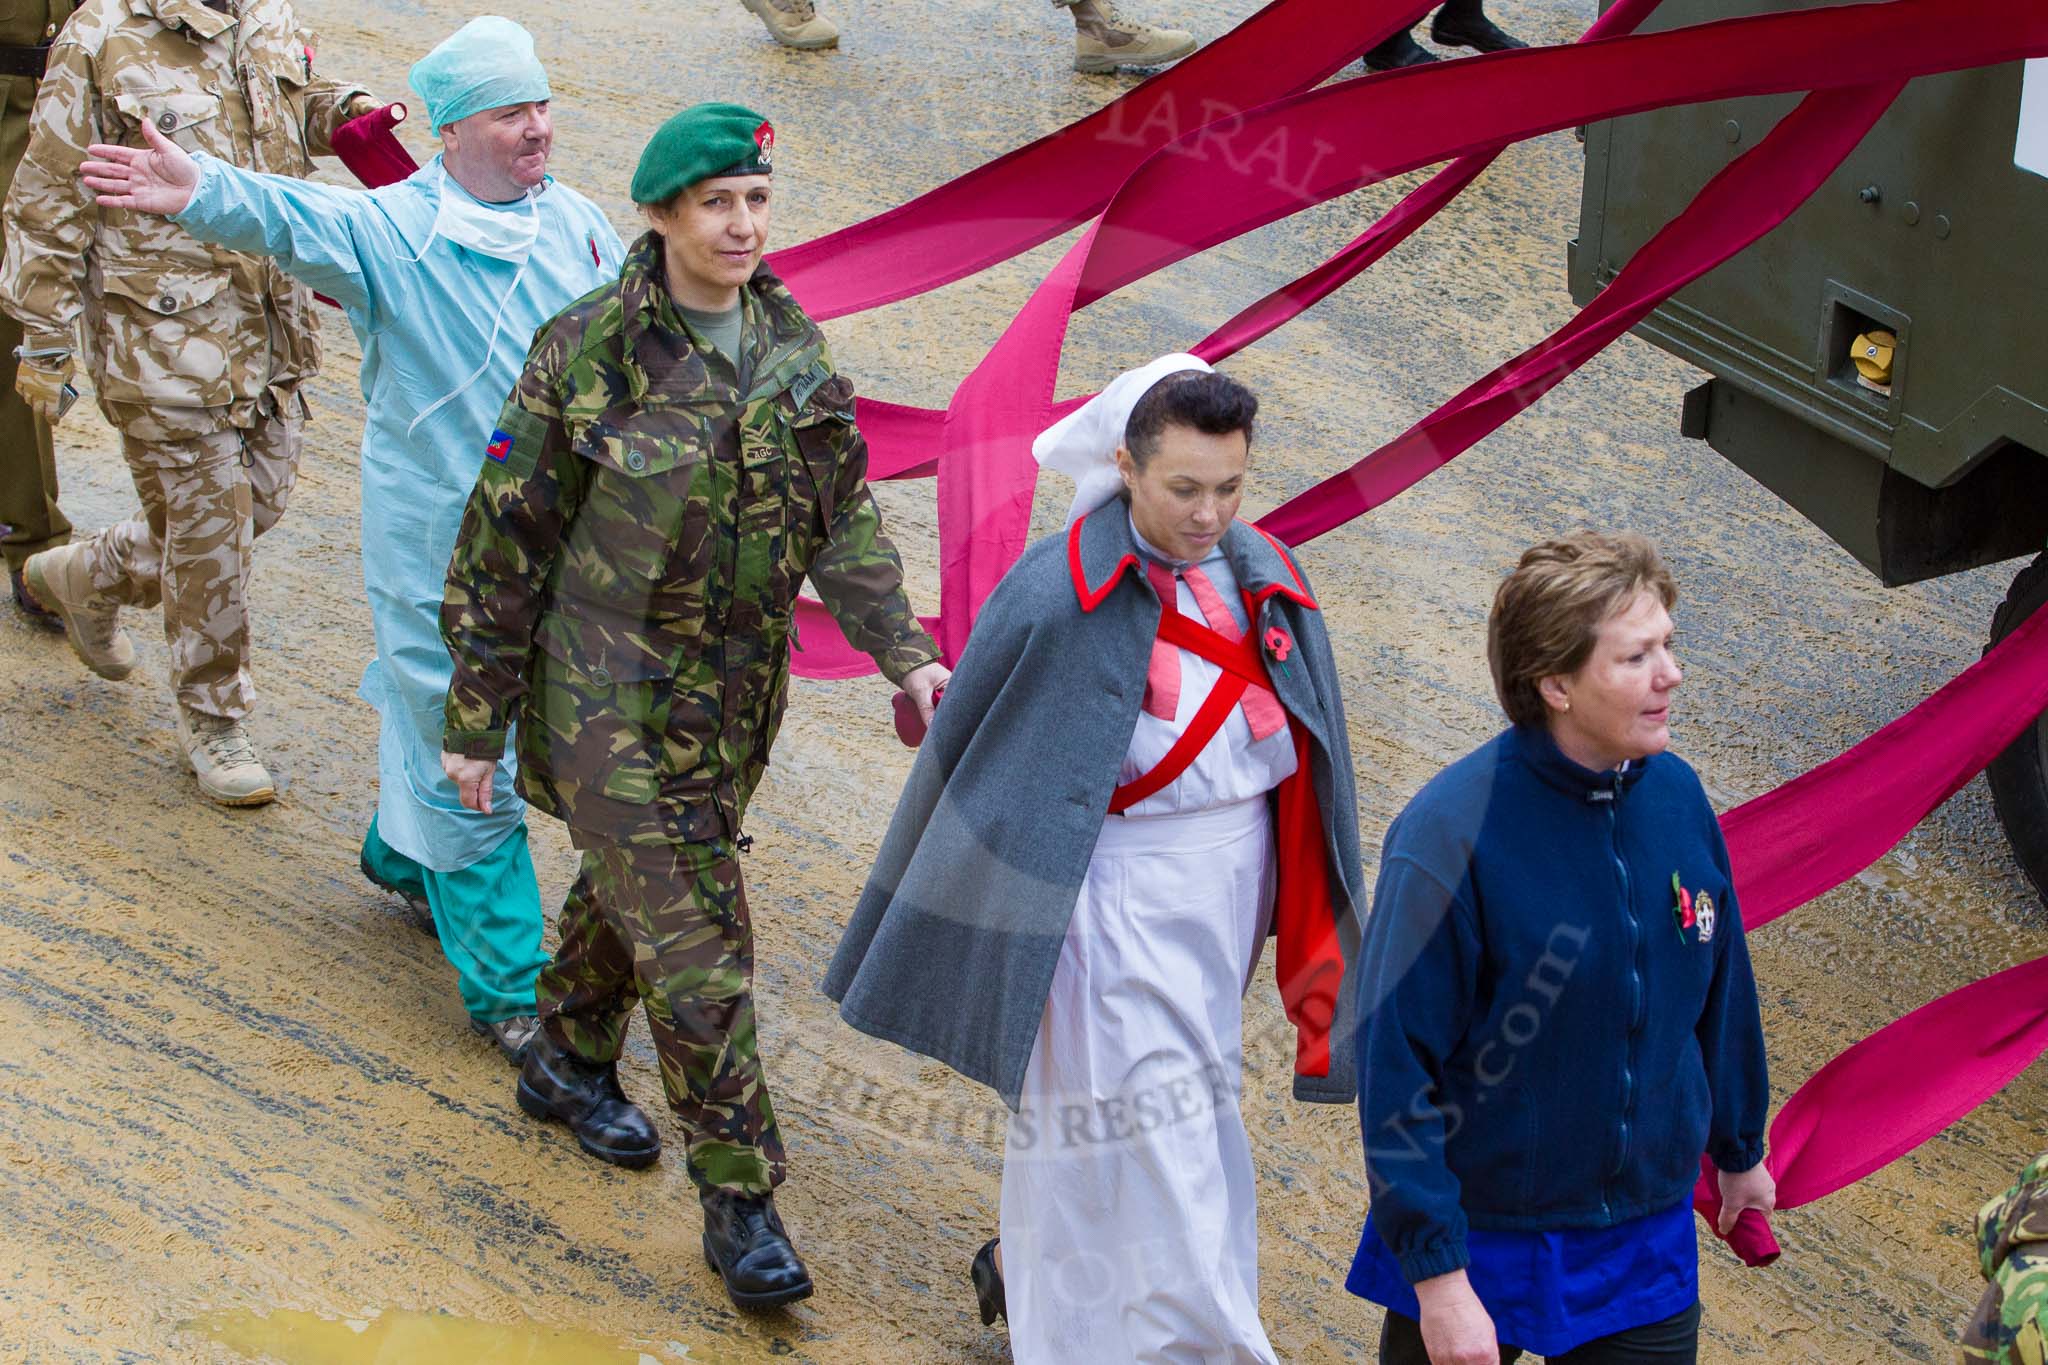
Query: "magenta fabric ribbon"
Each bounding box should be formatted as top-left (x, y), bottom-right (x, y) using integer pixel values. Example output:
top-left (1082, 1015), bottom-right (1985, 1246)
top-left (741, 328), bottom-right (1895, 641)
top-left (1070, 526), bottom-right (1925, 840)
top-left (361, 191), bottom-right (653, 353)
top-left (331, 103), bottom-right (419, 190)
top-left (770, 0), bottom-right (1435, 319)
top-left (1690, 591), bottom-right (2048, 1264)
top-left (786, 0), bottom-right (2048, 674)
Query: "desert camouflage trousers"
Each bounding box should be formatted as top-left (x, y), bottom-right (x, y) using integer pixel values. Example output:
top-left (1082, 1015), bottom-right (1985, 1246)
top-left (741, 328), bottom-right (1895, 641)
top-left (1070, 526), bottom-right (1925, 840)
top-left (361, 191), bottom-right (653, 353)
top-left (81, 413), bottom-right (302, 723)
top-left (539, 837), bottom-right (785, 1197)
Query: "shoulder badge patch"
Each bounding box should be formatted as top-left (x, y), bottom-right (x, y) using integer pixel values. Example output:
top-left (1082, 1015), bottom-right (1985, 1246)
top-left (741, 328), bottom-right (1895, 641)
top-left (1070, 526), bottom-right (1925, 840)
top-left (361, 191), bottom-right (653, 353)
top-left (790, 359), bottom-right (831, 410)
top-left (483, 405), bottom-right (549, 479)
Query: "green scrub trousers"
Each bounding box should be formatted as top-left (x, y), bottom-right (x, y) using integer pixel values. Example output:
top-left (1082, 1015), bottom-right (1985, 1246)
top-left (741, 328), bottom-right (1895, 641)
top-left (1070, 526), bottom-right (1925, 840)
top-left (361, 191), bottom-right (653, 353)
top-left (361, 815), bottom-right (549, 1023)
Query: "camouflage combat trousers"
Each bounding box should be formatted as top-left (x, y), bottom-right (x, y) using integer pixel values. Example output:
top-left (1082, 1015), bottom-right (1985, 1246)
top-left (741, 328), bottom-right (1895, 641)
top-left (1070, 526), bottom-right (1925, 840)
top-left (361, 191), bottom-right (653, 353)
top-left (540, 837), bottom-right (785, 1197)
top-left (82, 415), bottom-right (302, 724)
top-left (1961, 1152), bottom-right (2048, 1363)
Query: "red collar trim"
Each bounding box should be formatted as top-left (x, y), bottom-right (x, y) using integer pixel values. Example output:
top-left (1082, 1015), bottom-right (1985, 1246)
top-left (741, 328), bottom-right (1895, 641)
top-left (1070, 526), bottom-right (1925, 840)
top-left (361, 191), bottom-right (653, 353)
top-left (1244, 522), bottom-right (1318, 610)
top-left (1069, 517), bottom-right (1319, 612)
top-left (1069, 517), bottom-right (1138, 613)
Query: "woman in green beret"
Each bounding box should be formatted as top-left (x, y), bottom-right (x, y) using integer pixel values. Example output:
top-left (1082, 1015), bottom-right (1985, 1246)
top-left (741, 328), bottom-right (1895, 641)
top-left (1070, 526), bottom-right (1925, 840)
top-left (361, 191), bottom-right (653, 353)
top-left (438, 101), bottom-right (949, 1310)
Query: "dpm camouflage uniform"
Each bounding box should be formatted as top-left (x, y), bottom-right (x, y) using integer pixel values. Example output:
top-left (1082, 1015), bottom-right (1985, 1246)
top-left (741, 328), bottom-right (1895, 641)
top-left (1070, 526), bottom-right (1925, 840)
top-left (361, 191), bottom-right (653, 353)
top-left (0, 0), bottom-right (75, 580)
top-left (442, 232), bottom-right (939, 1195)
top-left (0, 0), bottom-right (366, 721)
top-left (1962, 1152), bottom-right (2048, 1365)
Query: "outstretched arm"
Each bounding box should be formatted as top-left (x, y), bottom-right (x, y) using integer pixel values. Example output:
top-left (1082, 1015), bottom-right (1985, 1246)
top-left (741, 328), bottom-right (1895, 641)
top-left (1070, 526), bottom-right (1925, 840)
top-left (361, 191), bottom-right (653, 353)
top-left (79, 116), bottom-right (198, 215)
top-left (82, 118), bottom-right (386, 317)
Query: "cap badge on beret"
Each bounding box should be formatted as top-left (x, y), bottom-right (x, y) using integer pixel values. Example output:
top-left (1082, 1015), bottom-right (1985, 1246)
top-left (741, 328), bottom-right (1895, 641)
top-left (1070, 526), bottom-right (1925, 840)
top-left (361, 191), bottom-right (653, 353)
top-left (630, 102), bottom-right (776, 205)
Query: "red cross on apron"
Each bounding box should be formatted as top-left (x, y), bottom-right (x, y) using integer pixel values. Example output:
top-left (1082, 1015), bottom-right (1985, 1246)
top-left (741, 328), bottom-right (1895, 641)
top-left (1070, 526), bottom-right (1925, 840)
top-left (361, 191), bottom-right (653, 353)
top-left (1109, 564), bottom-right (1287, 815)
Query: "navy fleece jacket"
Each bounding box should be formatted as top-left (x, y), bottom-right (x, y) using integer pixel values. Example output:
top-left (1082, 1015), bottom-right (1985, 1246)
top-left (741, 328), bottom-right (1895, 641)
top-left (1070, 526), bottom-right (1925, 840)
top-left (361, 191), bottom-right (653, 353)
top-left (1356, 725), bottom-right (1768, 1284)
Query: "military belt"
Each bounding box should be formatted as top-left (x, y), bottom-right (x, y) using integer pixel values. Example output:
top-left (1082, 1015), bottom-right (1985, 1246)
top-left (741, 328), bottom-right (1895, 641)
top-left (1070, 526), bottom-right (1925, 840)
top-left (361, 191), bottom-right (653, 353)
top-left (0, 43), bottom-right (52, 79)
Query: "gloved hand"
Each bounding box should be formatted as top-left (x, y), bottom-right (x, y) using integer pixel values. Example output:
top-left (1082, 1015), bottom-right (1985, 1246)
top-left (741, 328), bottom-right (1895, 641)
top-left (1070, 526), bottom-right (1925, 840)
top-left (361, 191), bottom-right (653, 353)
top-left (342, 94), bottom-right (382, 121)
top-left (15, 352), bottom-right (72, 426)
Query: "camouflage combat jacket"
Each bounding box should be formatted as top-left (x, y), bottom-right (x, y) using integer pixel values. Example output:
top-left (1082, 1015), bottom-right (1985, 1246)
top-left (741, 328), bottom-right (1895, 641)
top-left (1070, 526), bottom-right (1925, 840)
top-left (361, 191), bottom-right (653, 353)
top-left (0, 0), bottom-right (77, 192)
top-left (1962, 1152), bottom-right (2048, 1364)
top-left (0, 0), bottom-right (367, 440)
top-left (442, 233), bottom-right (940, 847)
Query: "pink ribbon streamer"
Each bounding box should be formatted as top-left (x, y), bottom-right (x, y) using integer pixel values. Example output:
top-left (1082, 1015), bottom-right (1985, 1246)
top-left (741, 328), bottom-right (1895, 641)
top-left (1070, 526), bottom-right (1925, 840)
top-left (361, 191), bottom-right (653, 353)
top-left (1729, 602), bottom-right (2048, 934)
top-left (331, 102), bottom-right (418, 189)
top-left (789, 0), bottom-right (2048, 676)
top-left (1690, 587), bottom-right (2048, 1263)
top-left (771, 0), bottom-right (1433, 319)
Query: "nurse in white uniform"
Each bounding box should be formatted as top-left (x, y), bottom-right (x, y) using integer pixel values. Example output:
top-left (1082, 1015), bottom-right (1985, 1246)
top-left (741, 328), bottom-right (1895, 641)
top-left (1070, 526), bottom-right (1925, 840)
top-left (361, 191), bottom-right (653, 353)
top-left (826, 355), bottom-right (1365, 1363)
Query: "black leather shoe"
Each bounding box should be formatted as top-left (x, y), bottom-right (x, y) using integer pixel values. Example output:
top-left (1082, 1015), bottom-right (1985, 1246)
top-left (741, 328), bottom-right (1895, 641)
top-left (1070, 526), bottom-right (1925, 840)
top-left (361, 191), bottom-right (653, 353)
top-left (1430, 11), bottom-right (1527, 52)
top-left (515, 1026), bottom-right (662, 1168)
top-left (1362, 29), bottom-right (1438, 72)
top-left (701, 1191), bottom-right (814, 1310)
top-left (971, 1237), bottom-right (1005, 1325)
top-left (10, 564), bottom-right (62, 632)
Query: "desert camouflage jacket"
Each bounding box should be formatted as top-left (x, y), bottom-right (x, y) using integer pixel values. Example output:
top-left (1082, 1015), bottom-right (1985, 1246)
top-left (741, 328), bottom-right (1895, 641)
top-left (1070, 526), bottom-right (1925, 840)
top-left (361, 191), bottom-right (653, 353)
top-left (442, 233), bottom-right (940, 847)
top-left (0, 0), bottom-right (367, 439)
top-left (1963, 1152), bottom-right (2048, 1364)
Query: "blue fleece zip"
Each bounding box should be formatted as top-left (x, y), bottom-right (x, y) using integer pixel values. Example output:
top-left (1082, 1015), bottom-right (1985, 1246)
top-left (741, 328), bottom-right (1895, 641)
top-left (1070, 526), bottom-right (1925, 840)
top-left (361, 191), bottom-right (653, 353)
top-left (1356, 725), bottom-right (1768, 1284)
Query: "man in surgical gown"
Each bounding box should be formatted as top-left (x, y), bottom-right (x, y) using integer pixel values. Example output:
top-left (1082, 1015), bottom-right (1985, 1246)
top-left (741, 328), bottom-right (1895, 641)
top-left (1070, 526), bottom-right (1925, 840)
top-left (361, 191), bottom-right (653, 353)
top-left (77, 16), bottom-right (625, 1061)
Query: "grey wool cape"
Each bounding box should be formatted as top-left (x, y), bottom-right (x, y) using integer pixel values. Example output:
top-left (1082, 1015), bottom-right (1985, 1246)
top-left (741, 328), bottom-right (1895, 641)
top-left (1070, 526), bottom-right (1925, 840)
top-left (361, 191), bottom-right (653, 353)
top-left (823, 500), bottom-right (1365, 1110)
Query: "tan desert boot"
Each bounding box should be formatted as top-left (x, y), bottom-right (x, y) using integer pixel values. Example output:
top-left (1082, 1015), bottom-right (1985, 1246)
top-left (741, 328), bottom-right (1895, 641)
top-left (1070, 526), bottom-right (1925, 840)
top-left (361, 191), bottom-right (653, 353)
top-left (1071, 0), bottom-right (1197, 73)
top-left (740, 0), bottom-right (839, 50)
top-left (176, 712), bottom-right (277, 807)
top-left (22, 542), bottom-right (135, 680)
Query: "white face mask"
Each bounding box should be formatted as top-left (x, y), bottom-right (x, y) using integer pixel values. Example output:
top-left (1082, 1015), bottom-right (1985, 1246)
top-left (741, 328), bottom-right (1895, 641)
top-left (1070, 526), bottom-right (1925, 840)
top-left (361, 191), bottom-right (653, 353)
top-left (404, 163), bottom-right (540, 438)
top-left (418, 160), bottom-right (541, 263)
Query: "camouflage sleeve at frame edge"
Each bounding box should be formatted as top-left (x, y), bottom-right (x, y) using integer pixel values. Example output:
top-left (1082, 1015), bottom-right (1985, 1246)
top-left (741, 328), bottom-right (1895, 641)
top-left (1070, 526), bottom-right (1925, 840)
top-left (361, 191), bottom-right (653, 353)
top-left (1961, 1154), bottom-right (2048, 1364)
top-left (0, 37), bottom-right (99, 342)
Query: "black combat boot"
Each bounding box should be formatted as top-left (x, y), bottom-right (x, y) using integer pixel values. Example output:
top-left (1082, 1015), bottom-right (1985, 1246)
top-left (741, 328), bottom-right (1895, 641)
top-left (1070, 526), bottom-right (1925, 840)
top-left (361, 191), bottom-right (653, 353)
top-left (701, 1191), bottom-right (814, 1310)
top-left (514, 1025), bottom-right (662, 1169)
top-left (1362, 27), bottom-right (1438, 72)
top-left (1429, 0), bottom-right (1527, 53)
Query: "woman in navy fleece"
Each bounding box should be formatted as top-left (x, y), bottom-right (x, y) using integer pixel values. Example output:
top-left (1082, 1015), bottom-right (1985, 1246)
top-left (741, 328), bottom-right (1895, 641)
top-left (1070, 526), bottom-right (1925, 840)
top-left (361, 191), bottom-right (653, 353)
top-left (1350, 533), bottom-right (1774, 1364)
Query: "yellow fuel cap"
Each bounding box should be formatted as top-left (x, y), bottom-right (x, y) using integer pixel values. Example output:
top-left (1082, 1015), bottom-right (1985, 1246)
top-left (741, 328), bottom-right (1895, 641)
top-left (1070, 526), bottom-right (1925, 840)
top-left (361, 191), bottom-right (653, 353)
top-left (1851, 329), bottom-right (1897, 385)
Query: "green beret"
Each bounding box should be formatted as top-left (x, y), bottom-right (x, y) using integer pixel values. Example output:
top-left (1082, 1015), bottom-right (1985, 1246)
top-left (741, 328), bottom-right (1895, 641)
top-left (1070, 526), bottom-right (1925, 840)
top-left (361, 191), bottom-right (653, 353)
top-left (631, 102), bottom-right (776, 205)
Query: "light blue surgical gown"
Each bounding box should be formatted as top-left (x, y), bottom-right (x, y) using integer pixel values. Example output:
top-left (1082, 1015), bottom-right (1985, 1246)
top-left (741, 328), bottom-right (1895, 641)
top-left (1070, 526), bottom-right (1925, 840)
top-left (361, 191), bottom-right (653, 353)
top-left (174, 154), bottom-right (624, 873)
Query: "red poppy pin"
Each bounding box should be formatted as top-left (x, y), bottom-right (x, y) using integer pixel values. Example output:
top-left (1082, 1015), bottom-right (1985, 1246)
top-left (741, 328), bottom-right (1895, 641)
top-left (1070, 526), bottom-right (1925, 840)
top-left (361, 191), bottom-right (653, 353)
top-left (1671, 872), bottom-right (1697, 939)
top-left (1263, 625), bottom-right (1293, 678)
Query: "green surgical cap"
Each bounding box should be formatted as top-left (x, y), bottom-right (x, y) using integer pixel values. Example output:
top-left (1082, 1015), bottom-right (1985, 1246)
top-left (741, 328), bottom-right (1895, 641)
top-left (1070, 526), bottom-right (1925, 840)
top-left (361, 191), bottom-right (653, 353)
top-left (409, 16), bottom-right (551, 134)
top-left (631, 102), bottom-right (775, 205)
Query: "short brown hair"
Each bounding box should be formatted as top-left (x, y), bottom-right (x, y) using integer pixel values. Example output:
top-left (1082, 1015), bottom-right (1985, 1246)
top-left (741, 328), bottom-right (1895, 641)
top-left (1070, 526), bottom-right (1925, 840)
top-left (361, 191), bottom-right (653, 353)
top-left (1487, 532), bottom-right (1678, 728)
top-left (1123, 370), bottom-right (1259, 468)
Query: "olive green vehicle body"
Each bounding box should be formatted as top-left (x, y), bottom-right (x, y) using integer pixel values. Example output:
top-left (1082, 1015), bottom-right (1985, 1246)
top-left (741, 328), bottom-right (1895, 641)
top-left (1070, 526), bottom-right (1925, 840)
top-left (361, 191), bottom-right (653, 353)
top-left (1569, 0), bottom-right (2048, 588)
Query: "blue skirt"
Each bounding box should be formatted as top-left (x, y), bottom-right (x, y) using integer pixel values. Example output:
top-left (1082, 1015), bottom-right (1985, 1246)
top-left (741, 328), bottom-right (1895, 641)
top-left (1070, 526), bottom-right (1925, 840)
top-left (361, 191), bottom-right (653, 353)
top-left (1346, 1202), bottom-right (1699, 1358)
